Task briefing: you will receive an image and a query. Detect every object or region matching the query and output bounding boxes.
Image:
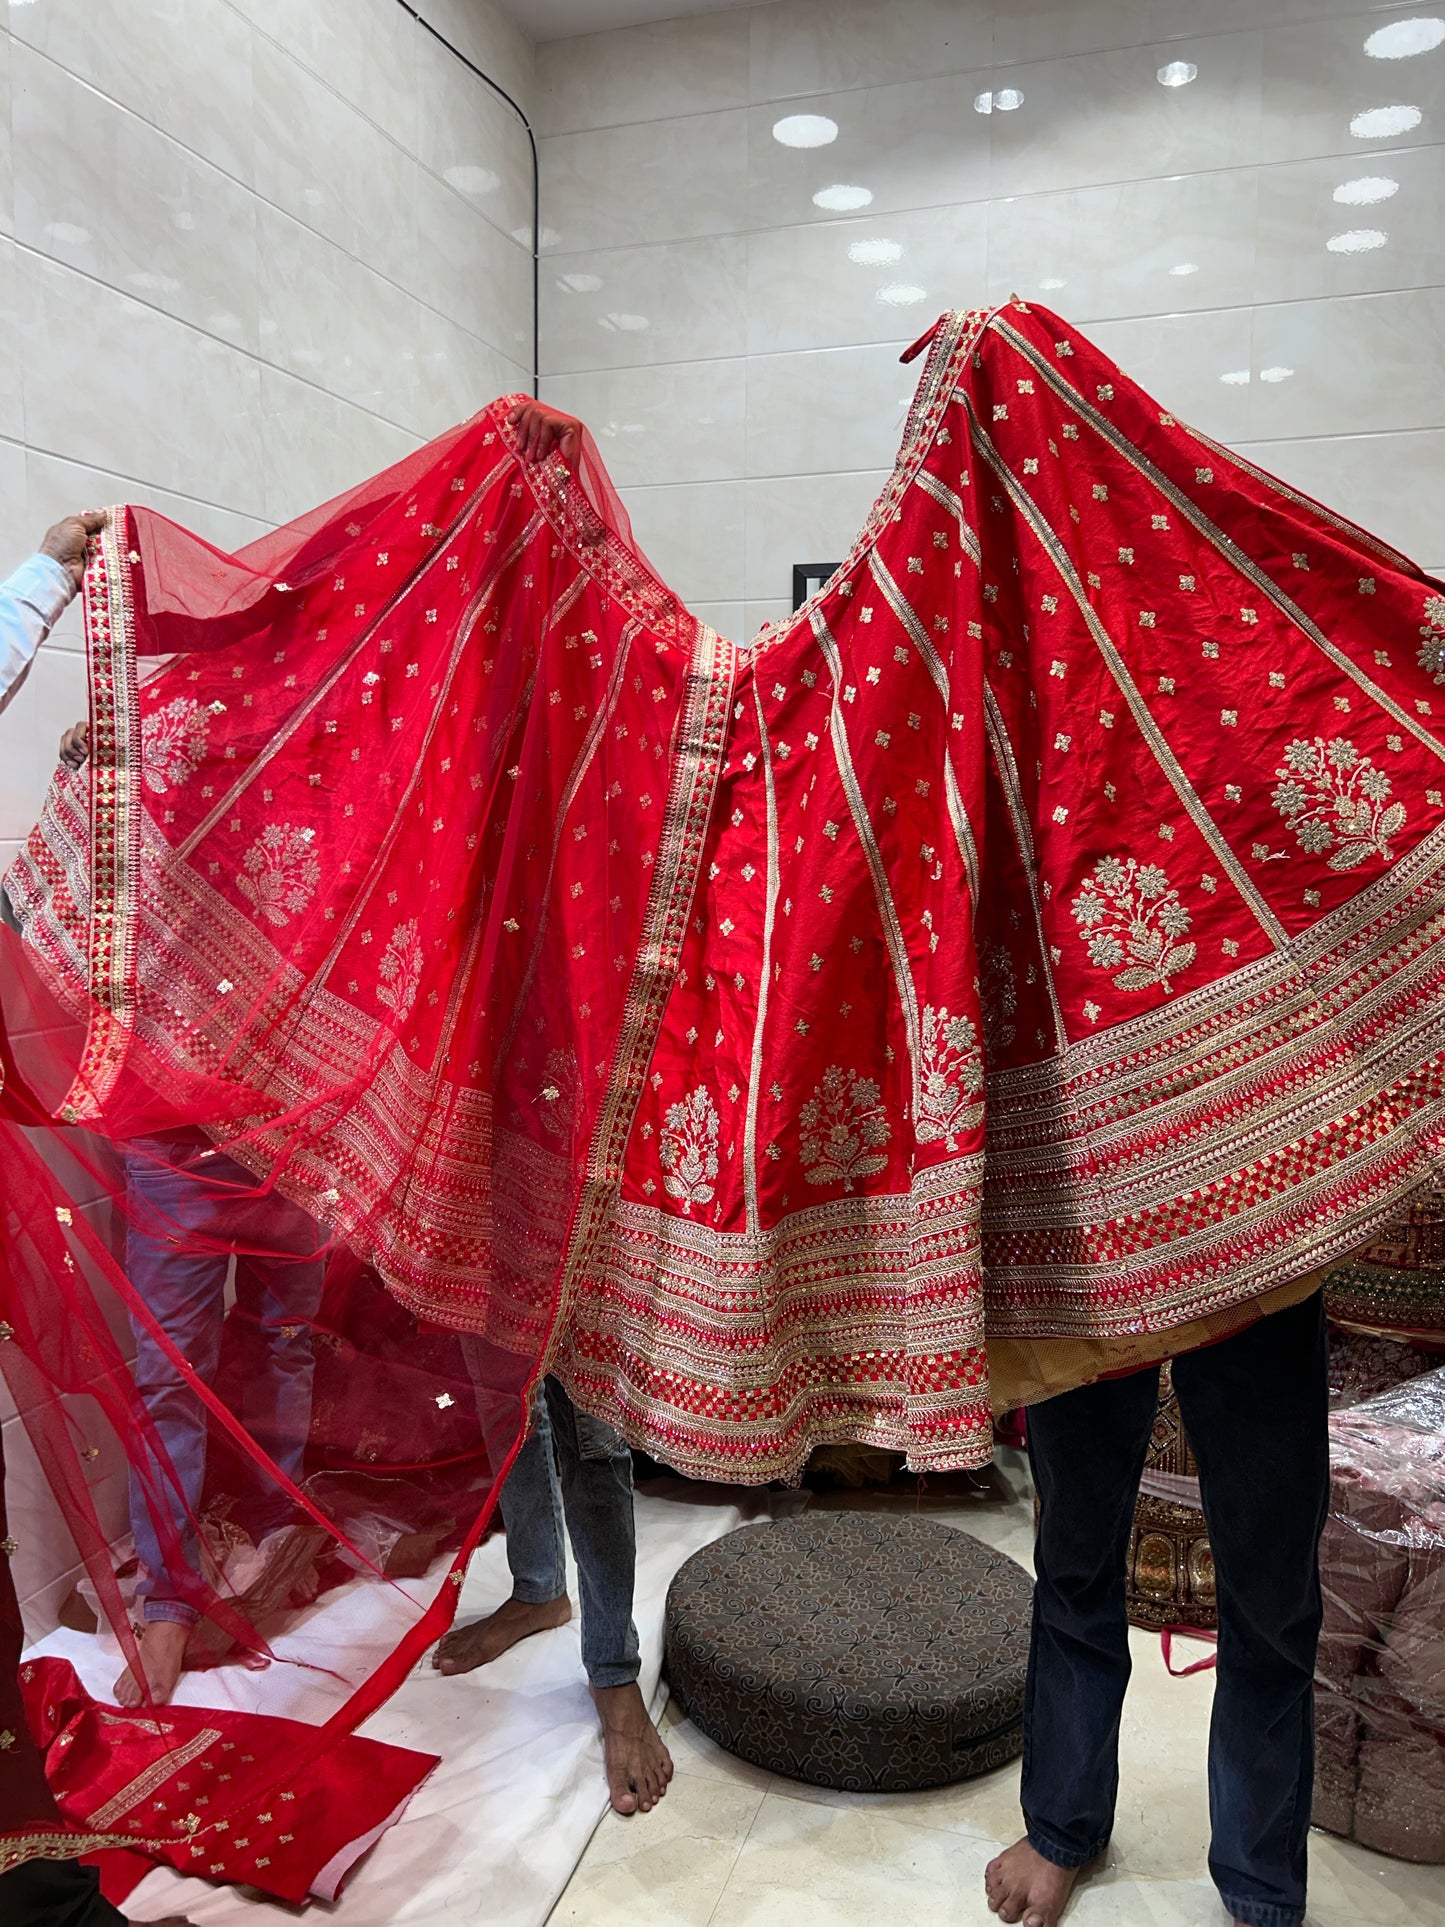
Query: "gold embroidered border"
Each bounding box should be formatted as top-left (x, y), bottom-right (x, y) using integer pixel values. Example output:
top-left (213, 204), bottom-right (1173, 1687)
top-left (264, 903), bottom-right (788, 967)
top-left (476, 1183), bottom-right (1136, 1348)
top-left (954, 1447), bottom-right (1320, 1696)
top-left (743, 675), bottom-right (781, 1238)
top-left (87, 1726), bottom-right (222, 1829)
top-left (982, 684), bottom-right (1069, 1052)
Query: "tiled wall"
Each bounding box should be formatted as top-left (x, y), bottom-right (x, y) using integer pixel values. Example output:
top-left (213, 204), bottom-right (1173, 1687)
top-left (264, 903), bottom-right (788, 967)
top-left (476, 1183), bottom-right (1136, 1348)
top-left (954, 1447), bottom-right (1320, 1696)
top-left (0, 0), bottom-right (533, 1639)
top-left (535, 0), bottom-right (1445, 643)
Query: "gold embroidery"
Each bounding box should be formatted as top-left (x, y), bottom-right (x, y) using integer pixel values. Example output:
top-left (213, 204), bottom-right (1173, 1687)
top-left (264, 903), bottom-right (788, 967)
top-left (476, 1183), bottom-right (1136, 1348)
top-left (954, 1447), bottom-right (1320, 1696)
top-left (660, 1086), bottom-right (721, 1213)
top-left (799, 1066), bottom-right (891, 1191)
top-left (1272, 737), bottom-right (1406, 870)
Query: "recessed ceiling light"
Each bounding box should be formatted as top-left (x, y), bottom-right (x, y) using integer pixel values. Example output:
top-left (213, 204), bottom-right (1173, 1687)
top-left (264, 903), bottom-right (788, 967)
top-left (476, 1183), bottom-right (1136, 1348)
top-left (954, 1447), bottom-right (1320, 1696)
top-left (1157, 60), bottom-right (1199, 86)
top-left (848, 237), bottom-right (902, 265)
top-left (1350, 103), bottom-right (1423, 137)
top-left (773, 114), bottom-right (839, 148)
top-left (814, 184), bottom-right (873, 211)
top-left (1333, 175), bottom-right (1400, 204)
top-left (1327, 227), bottom-right (1388, 252)
top-left (974, 88), bottom-right (1025, 114)
top-left (876, 283), bottom-right (928, 306)
top-left (1219, 369), bottom-right (1251, 385)
top-left (1259, 366), bottom-right (1295, 383)
top-left (1169, 261), bottom-right (1200, 276)
top-left (1364, 17), bottom-right (1445, 58)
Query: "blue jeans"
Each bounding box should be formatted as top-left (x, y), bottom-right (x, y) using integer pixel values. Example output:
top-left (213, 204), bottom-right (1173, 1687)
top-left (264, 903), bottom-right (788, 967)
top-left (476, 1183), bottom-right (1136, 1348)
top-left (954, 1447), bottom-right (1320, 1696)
top-left (124, 1136), bottom-right (325, 1625)
top-left (1022, 1291), bottom-right (1329, 1927)
top-left (481, 1368), bottom-right (640, 1690)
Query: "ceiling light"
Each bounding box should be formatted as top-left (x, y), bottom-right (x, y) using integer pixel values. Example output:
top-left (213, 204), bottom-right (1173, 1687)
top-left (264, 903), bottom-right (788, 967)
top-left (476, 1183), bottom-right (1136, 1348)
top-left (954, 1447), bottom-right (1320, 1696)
top-left (1157, 60), bottom-right (1198, 86)
top-left (1219, 369), bottom-right (1251, 385)
top-left (1333, 175), bottom-right (1399, 204)
top-left (1327, 227), bottom-right (1388, 252)
top-left (1364, 17), bottom-right (1445, 58)
top-left (1169, 261), bottom-right (1200, 275)
top-left (1259, 366), bottom-right (1295, 383)
top-left (814, 184), bottom-right (873, 211)
top-left (848, 237), bottom-right (902, 265)
top-left (773, 114), bottom-right (838, 148)
top-left (876, 283), bottom-right (928, 306)
top-left (1350, 103), bottom-right (1423, 137)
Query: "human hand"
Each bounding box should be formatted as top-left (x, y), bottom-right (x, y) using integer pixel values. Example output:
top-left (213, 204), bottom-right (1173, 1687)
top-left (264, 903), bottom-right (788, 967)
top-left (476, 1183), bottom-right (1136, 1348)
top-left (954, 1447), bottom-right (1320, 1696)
top-left (59, 719), bottom-right (90, 770)
top-left (40, 509), bottom-right (108, 590)
top-left (507, 400), bottom-right (583, 467)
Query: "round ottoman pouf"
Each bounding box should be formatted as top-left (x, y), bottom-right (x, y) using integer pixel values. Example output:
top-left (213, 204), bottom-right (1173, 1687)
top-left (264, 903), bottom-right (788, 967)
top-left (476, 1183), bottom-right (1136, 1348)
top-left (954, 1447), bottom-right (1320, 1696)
top-left (664, 1513), bottom-right (1033, 1792)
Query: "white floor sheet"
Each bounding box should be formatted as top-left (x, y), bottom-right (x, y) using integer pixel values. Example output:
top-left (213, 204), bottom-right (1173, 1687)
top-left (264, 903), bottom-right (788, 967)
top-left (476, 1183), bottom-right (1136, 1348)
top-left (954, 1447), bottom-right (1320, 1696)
top-left (27, 1481), bottom-right (763, 1927)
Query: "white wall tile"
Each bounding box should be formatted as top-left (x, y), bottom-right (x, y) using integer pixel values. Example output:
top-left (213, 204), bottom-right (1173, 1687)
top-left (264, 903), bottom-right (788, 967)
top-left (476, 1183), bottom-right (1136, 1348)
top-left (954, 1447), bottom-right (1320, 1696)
top-left (745, 204), bottom-right (988, 356)
top-left (0, 234), bottom-right (23, 442)
top-left (743, 469), bottom-right (891, 602)
top-left (540, 108), bottom-right (750, 253)
top-left (11, 40), bottom-right (260, 354)
top-left (1233, 428), bottom-right (1445, 568)
top-left (617, 478), bottom-right (746, 603)
top-left (688, 599), bottom-right (747, 643)
top-left (235, 0), bottom-right (419, 149)
top-left (253, 34), bottom-right (418, 292)
top-left (1074, 304), bottom-right (1259, 443)
top-left (541, 359), bottom-right (747, 487)
top-left (415, 308), bottom-right (530, 441)
top-left (19, 252), bottom-right (267, 517)
top-left (990, 34), bottom-right (1265, 200)
top-left (9, 0), bottom-right (257, 186)
top-left (541, 235), bottom-right (749, 374)
top-left (25, 448), bottom-right (269, 558)
top-left (991, 0), bottom-right (1399, 67)
top-left (412, 0), bottom-right (536, 117)
top-left (745, 343), bottom-right (917, 480)
top-left (748, 0), bottom-right (993, 101)
top-left (537, 9), bottom-right (751, 137)
top-left (985, 167), bottom-right (1259, 322)
top-left (1248, 286), bottom-right (1445, 438)
top-left (745, 75), bottom-right (992, 233)
top-left (1260, 9), bottom-right (1445, 164)
top-left (0, 27), bottom-right (14, 237)
top-left (417, 26), bottom-right (535, 245)
top-left (259, 366), bottom-right (419, 527)
top-left (416, 164), bottom-right (533, 363)
top-left (257, 202), bottom-right (420, 430)
top-left (1255, 142), bottom-right (1445, 304)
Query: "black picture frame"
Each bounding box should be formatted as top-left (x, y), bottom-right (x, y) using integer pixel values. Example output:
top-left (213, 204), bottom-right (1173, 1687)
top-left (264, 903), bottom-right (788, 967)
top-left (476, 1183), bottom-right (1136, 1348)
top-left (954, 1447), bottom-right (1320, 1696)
top-left (791, 562), bottom-right (840, 612)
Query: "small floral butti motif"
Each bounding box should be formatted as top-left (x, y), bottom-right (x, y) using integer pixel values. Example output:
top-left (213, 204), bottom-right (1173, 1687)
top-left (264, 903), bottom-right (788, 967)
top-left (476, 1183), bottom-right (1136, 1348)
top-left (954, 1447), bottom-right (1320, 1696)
top-left (1419, 593), bottom-right (1445, 685)
top-left (236, 823), bottom-right (320, 927)
top-left (915, 1006), bottom-right (986, 1149)
top-left (535, 1047), bottom-right (578, 1141)
top-left (800, 1066), bottom-right (891, 1191)
top-left (661, 1086), bottom-right (721, 1212)
top-left (1071, 857), bottom-right (1197, 994)
top-left (140, 696), bottom-right (220, 794)
top-left (1272, 737), bottom-right (1405, 871)
top-left (376, 919), bottom-right (424, 1018)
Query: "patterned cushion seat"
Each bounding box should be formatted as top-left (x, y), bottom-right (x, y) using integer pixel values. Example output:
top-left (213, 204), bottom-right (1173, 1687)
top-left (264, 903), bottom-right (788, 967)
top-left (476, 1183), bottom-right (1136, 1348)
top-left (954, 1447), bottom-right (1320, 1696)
top-left (664, 1513), bottom-right (1033, 1792)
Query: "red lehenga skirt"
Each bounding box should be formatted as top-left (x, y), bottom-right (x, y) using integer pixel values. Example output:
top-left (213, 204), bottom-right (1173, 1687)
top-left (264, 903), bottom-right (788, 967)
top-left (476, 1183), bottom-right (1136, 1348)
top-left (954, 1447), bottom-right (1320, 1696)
top-left (3, 299), bottom-right (1444, 1883)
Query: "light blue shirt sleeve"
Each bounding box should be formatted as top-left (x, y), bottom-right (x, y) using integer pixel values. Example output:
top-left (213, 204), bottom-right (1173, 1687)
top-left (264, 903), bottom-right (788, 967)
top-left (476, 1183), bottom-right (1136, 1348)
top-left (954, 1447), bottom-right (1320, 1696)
top-left (0, 552), bottom-right (77, 715)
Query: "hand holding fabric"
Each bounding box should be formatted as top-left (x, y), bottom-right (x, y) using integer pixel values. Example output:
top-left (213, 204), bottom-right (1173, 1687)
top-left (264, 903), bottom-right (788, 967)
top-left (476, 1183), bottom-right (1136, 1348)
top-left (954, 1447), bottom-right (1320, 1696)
top-left (40, 508), bottom-right (107, 589)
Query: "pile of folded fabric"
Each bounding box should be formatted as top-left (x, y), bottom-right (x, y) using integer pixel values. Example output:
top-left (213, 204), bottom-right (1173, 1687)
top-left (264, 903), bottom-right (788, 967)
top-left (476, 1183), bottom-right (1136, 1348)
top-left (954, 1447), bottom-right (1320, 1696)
top-left (1312, 1365), bottom-right (1445, 1862)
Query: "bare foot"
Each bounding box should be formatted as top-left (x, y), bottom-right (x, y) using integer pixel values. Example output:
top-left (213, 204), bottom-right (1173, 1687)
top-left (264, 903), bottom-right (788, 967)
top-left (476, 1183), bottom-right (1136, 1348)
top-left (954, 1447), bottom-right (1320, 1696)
top-left (432, 1593), bottom-right (572, 1674)
top-left (114, 1620), bottom-right (189, 1708)
top-left (591, 1681), bottom-right (673, 1815)
top-left (985, 1837), bottom-right (1087, 1926)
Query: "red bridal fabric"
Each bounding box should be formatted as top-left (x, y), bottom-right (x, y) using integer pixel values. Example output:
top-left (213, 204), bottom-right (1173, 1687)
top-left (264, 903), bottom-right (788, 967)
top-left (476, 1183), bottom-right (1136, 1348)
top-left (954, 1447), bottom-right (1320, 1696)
top-left (4, 299), bottom-right (1445, 1876)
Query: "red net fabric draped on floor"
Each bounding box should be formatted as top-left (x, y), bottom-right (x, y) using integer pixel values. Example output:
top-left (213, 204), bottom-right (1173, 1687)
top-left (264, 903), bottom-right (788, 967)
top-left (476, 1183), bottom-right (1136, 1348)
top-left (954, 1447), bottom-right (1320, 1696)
top-left (4, 298), bottom-right (1445, 1891)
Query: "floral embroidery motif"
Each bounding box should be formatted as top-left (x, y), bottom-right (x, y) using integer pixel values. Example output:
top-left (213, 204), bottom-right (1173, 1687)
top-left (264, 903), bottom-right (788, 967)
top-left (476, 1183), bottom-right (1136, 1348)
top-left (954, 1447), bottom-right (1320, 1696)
top-left (1271, 737), bottom-right (1405, 871)
top-left (1071, 857), bottom-right (1197, 994)
top-left (376, 920), bottom-right (423, 1018)
top-left (800, 1066), bottom-right (891, 1191)
top-left (1419, 593), bottom-right (1445, 685)
top-left (979, 941), bottom-right (1018, 1060)
top-left (535, 1048), bottom-right (577, 1142)
top-left (140, 697), bottom-right (218, 795)
top-left (914, 1006), bottom-right (985, 1149)
top-left (236, 824), bottom-right (320, 927)
top-left (661, 1086), bottom-right (720, 1212)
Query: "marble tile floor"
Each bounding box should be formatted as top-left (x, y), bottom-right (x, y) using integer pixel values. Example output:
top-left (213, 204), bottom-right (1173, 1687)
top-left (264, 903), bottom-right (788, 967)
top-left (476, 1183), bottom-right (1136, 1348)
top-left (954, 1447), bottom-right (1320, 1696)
top-left (548, 1449), bottom-right (1443, 1927)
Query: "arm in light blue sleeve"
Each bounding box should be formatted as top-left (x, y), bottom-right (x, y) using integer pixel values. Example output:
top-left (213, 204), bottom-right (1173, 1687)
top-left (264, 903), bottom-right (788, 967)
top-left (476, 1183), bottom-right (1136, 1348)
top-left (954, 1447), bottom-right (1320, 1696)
top-left (0, 553), bottom-right (78, 715)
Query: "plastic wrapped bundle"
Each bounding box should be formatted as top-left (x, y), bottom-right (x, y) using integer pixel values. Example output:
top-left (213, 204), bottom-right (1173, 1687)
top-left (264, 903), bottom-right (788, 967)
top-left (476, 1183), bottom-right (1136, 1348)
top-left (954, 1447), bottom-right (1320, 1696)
top-left (1314, 1365), bottom-right (1445, 1862)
